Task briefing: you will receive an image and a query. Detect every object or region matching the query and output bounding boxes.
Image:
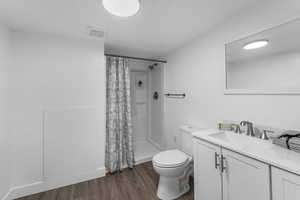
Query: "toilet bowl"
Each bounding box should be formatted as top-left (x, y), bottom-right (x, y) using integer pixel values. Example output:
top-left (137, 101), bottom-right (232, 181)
top-left (152, 126), bottom-right (198, 200)
top-left (153, 149), bottom-right (193, 200)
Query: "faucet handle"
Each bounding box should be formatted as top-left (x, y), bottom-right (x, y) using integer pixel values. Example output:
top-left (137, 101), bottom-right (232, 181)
top-left (261, 129), bottom-right (274, 140)
top-left (231, 124), bottom-right (242, 134)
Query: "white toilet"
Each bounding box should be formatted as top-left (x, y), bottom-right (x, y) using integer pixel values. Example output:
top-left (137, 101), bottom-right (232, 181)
top-left (152, 125), bottom-right (198, 200)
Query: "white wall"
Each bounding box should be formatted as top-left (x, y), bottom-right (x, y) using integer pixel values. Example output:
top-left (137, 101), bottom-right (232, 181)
top-left (6, 32), bottom-right (105, 198)
top-left (166, 0), bottom-right (300, 148)
top-left (129, 59), bottom-right (151, 71)
top-left (0, 24), bottom-right (12, 200)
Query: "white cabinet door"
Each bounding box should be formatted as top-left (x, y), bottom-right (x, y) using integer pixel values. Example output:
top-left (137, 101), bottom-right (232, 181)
top-left (272, 167), bottom-right (300, 200)
top-left (193, 139), bottom-right (222, 200)
top-left (222, 149), bottom-right (270, 200)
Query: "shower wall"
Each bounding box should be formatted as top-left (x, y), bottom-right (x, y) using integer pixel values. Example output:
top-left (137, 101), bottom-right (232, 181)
top-left (149, 63), bottom-right (165, 149)
top-left (130, 70), bottom-right (148, 142)
top-left (129, 59), bottom-right (164, 162)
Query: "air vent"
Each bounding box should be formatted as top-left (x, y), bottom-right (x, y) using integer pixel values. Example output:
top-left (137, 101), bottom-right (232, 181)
top-left (87, 26), bottom-right (104, 38)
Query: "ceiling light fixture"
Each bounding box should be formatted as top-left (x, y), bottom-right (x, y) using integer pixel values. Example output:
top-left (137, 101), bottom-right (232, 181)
top-left (102, 0), bottom-right (140, 17)
top-left (243, 40), bottom-right (269, 50)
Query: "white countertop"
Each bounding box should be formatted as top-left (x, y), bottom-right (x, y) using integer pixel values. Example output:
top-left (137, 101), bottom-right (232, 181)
top-left (193, 129), bottom-right (300, 176)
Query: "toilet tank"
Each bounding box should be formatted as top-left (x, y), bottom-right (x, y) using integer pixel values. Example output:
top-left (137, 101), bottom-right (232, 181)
top-left (177, 125), bottom-right (199, 156)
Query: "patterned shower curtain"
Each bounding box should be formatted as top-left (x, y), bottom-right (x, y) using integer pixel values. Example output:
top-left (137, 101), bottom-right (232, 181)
top-left (105, 56), bottom-right (135, 173)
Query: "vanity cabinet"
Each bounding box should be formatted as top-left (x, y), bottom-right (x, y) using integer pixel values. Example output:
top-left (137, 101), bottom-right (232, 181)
top-left (272, 167), bottom-right (300, 200)
top-left (222, 149), bottom-right (270, 200)
top-left (193, 140), bottom-right (222, 200)
top-left (194, 140), bottom-right (270, 200)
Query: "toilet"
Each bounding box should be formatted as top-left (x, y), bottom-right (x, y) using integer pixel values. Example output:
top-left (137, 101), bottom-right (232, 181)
top-left (152, 125), bottom-right (198, 200)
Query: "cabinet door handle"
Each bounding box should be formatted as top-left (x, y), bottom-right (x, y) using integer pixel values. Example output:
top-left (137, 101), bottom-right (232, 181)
top-left (215, 152), bottom-right (220, 169)
top-left (221, 155), bottom-right (226, 173)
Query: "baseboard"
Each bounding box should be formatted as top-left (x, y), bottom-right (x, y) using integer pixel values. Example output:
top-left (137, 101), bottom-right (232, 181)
top-left (1, 189), bottom-right (12, 200)
top-left (6, 167), bottom-right (106, 200)
top-left (135, 156), bottom-right (153, 165)
top-left (105, 157), bottom-right (153, 174)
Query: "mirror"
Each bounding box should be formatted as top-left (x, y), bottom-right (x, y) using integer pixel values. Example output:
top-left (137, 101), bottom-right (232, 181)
top-left (225, 18), bottom-right (300, 94)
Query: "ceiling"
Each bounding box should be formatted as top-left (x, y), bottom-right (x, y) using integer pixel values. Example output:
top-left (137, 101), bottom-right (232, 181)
top-left (0, 0), bottom-right (262, 59)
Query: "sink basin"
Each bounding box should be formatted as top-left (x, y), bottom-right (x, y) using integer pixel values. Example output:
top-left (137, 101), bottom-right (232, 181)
top-left (209, 131), bottom-right (252, 149)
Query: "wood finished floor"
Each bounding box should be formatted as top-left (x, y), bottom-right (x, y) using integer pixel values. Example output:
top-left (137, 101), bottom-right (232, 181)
top-left (16, 161), bottom-right (193, 200)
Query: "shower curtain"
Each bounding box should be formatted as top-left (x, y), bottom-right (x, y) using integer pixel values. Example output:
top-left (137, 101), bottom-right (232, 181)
top-left (105, 56), bottom-right (135, 173)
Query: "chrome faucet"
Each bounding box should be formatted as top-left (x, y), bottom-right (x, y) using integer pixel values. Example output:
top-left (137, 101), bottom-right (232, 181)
top-left (240, 121), bottom-right (255, 137)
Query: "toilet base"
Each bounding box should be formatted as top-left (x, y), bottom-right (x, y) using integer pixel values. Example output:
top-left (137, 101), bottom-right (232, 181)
top-left (157, 172), bottom-right (191, 200)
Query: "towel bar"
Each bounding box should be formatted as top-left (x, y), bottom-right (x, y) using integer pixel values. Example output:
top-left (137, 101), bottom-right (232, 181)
top-left (164, 93), bottom-right (186, 98)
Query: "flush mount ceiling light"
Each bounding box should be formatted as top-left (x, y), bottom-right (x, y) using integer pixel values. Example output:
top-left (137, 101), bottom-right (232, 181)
top-left (102, 0), bottom-right (140, 17)
top-left (243, 40), bottom-right (269, 50)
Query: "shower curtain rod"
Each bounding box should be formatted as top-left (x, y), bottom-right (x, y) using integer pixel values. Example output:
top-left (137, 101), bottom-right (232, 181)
top-left (105, 53), bottom-right (167, 63)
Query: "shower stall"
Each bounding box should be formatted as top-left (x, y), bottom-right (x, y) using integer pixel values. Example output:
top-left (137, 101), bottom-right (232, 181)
top-left (129, 59), bottom-right (165, 164)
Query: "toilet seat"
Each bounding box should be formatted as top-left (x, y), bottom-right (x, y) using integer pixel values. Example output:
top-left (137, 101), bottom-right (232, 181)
top-left (153, 149), bottom-right (190, 168)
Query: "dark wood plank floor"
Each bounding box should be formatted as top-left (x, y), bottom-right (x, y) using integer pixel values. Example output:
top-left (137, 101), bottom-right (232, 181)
top-left (17, 162), bottom-right (193, 200)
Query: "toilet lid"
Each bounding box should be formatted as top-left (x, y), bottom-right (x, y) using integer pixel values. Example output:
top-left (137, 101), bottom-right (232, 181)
top-left (153, 149), bottom-right (189, 168)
